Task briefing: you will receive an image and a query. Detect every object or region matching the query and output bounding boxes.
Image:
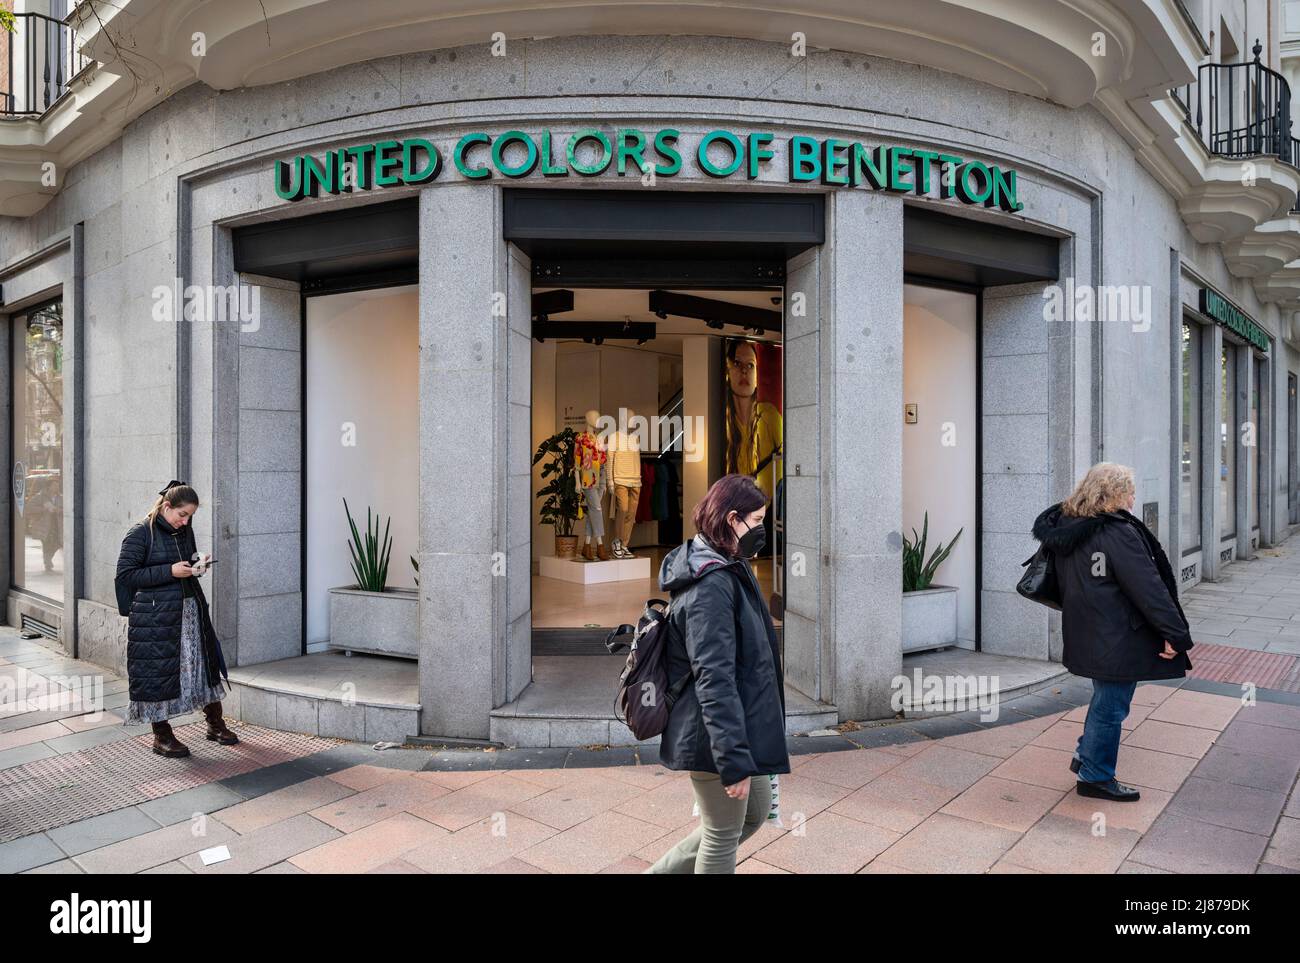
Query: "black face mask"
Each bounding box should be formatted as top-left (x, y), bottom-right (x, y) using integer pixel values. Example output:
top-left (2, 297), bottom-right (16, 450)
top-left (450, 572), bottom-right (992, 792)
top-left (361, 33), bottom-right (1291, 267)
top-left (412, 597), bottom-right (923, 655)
top-left (736, 517), bottom-right (766, 558)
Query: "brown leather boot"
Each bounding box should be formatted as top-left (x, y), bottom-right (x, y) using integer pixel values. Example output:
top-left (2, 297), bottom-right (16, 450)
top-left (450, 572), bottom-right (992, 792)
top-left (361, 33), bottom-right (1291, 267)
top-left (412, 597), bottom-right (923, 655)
top-left (596, 541), bottom-right (611, 561)
top-left (582, 541), bottom-right (595, 561)
top-left (151, 721), bottom-right (191, 758)
top-left (203, 702), bottom-right (239, 745)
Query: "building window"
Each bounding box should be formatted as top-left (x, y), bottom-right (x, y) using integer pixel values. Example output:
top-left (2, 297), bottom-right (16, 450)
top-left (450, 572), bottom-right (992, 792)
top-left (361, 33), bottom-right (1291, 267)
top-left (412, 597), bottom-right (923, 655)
top-left (1181, 321), bottom-right (1202, 553)
top-left (1220, 341), bottom-right (1236, 541)
top-left (11, 301), bottom-right (64, 602)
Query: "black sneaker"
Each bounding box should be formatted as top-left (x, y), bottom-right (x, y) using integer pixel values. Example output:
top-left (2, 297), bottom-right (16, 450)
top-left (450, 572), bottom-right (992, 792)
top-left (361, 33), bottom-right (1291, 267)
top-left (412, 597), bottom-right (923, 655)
top-left (1076, 779), bottom-right (1141, 802)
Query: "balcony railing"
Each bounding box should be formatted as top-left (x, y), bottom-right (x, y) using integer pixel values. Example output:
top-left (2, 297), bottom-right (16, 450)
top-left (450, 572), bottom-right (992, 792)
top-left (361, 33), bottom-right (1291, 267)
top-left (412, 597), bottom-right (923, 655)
top-left (2, 11), bottom-right (89, 117)
top-left (1172, 40), bottom-right (1296, 166)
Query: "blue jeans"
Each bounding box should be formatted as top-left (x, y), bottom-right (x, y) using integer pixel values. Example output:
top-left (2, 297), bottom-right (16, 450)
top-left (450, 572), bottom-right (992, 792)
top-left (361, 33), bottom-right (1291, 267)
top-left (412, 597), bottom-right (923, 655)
top-left (1074, 679), bottom-right (1136, 784)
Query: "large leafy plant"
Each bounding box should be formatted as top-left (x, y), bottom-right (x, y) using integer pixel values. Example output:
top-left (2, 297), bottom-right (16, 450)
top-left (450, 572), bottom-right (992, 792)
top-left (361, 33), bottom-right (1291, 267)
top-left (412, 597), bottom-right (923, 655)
top-left (533, 427), bottom-right (581, 537)
top-left (902, 512), bottom-right (962, 592)
top-left (343, 498), bottom-right (392, 592)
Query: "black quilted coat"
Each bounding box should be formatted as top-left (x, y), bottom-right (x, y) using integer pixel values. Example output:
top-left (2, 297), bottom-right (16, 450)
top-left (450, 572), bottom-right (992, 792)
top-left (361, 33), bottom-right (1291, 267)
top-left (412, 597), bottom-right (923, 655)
top-left (657, 534), bottom-right (790, 785)
top-left (114, 514), bottom-right (228, 703)
top-left (1032, 503), bottom-right (1193, 683)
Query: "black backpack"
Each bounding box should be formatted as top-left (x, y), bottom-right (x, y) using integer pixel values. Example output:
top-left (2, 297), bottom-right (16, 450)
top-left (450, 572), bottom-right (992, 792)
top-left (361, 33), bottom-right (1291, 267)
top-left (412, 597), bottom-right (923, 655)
top-left (605, 598), bottom-right (694, 740)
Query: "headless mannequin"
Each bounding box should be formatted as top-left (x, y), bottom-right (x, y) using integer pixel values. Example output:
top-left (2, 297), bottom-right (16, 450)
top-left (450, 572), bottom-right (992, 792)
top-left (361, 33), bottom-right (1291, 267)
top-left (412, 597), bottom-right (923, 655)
top-left (577, 408), bottom-right (610, 561)
top-left (607, 407), bottom-right (642, 558)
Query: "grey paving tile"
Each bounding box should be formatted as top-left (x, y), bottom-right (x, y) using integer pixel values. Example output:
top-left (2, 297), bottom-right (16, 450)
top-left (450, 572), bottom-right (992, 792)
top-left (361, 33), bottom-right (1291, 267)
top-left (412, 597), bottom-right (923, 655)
top-left (136, 783), bottom-right (246, 827)
top-left (1128, 812), bottom-right (1268, 874)
top-left (42, 725), bottom-right (137, 753)
top-left (0, 740), bottom-right (58, 769)
top-left (1193, 744), bottom-right (1300, 794)
top-left (1166, 776), bottom-right (1287, 836)
top-left (21, 858), bottom-right (85, 874)
top-left (841, 724), bottom-right (929, 749)
top-left (46, 807), bottom-right (164, 857)
top-left (0, 833), bottom-right (64, 873)
top-left (1216, 721), bottom-right (1300, 762)
top-left (217, 760), bottom-right (317, 799)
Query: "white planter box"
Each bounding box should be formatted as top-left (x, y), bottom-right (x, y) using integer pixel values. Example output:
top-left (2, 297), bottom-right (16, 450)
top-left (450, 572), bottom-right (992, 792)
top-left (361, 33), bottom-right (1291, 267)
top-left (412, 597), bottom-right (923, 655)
top-left (902, 585), bottom-right (958, 654)
top-left (328, 586), bottom-right (419, 660)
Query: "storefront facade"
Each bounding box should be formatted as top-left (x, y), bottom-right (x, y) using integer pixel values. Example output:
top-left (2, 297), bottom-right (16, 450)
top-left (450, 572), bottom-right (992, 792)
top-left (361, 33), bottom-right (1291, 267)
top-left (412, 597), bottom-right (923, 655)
top-left (3, 1), bottom-right (1299, 744)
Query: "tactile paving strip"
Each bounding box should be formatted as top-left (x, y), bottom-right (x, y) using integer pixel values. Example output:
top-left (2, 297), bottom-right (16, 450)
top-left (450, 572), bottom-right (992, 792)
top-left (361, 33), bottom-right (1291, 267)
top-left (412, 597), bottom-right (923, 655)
top-left (0, 722), bottom-right (342, 843)
top-left (1187, 642), bottom-right (1300, 693)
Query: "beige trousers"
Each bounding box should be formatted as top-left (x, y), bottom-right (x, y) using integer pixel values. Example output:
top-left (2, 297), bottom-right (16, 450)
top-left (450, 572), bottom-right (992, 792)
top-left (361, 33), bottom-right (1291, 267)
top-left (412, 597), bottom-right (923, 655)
top-left (613, 483), bottom-right (640, 545)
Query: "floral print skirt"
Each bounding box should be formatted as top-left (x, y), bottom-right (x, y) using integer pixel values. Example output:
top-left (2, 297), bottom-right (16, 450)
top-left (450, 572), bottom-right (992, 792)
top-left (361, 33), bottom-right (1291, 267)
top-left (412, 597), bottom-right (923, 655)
top-left (126, 596), bottom-right (226, 724)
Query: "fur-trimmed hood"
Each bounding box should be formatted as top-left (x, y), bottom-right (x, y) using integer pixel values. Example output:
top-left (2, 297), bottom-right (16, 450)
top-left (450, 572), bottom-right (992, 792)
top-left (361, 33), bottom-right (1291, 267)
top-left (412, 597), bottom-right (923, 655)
top-left (1032, 502), bottom-right (1132, 556)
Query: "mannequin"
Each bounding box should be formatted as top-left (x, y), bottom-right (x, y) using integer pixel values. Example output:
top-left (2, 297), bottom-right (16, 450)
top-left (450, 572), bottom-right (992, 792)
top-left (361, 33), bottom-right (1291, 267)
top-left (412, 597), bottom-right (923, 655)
top-left (606, 407), bottom-right (642, 559)
top-left (575, 408), bottom-right (610, 561)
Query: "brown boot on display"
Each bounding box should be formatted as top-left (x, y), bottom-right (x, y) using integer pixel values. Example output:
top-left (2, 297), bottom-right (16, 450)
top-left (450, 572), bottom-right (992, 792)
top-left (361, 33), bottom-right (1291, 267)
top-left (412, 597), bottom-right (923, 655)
top-left (582, 541), bottom-right (595, 561)
top-left (596, 541), bottom-right (611, 561)
top-left (151, 721), bottom-right (191, 758)
top-left (203, 702), bottom-right (239, 745)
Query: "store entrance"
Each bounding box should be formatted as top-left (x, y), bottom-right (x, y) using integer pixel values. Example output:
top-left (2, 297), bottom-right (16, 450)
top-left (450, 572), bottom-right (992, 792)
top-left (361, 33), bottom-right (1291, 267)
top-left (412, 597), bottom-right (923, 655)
top-left (530, 283), bottom-right (785, 651)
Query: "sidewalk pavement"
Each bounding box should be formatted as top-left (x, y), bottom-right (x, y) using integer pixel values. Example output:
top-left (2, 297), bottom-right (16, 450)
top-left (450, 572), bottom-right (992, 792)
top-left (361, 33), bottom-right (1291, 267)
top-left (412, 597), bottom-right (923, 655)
top-left (2, 546), bottom-right (1300, 874)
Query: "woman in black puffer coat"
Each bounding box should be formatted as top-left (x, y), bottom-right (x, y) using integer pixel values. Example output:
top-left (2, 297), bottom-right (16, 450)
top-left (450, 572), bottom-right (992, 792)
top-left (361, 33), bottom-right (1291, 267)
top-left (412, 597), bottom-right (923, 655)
top-left (646, 473), bottom-right (789, 874)
top-left (115, 481), bottom-right (234, 758)
top-left (1031, 462), bottom-right (1193, 804)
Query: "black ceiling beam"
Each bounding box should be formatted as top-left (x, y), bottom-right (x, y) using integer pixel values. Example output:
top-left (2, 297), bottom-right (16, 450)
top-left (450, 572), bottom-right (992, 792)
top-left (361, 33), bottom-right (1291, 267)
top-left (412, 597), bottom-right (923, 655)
top-left (532, 258), bottom-right (784, 289)
top-left (648, 289), bottom-right (782, 333)
top-left (531, 288), bottom-right (574, 320)
top-left (903, 204), bottom-right (1060, 285)
top-left (532, 320), bottom-right (658, 343)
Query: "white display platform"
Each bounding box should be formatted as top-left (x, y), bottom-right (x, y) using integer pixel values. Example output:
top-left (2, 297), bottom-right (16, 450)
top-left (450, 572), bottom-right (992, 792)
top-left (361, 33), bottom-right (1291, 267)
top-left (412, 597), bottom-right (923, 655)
top-left (539, 554), bottom-right (652, 584)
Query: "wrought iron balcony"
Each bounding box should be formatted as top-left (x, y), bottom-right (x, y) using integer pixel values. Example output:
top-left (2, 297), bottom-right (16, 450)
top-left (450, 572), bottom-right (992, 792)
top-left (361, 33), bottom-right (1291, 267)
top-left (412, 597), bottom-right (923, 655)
top-left (2, 11), bottom-right (90, 117)
top-left (1172, 41), bottom-right (1296, 166)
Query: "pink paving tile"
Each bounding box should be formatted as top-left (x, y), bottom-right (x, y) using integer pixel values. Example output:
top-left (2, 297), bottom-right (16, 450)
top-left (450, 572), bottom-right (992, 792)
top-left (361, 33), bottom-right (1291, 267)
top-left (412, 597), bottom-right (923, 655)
top-left (1062, 702), bottom-right (1154, 730)
top-left (1114, 744), bottom-right (1200, 793)
top-left (180, 813), bottom-right (341, 874)
top-left (939, 776), bottom-right (1065, 833)
top-left (410, 768), bottom-right (502, 791)
top-left (989, 744), bottom-right (1079, 790)
top-left (1051, 784), bottom-right (1174, 834)
top-left (938, 724), bottom-right (1038, 759)
top-left (600, 855), bottom-right (653, 874)
top-left (753, 811), bottom-right (901, 874)
top-left (596, 764), bottom-right (682, 791)
top-left (1002, 813), bottom-right (1141, 873)
top-left (289, 812), bottom-right (447, 873)
top-left (0, 719), bottom-right (73, 751)
top-left (213, 776), bottom-right (356, 834)
top-left (515, 810), bottom-right (671, 873)
top-left (858, 861), bottom-right (918, 874)
top-left (508, 772), bottom-right (647, 831)
top-left (1031, 719), bottom-right (1086, 752)
top-left (480, 857), bottom-right (548, 874)
top-left (737, 858), bottom-right (791, 874)
top-left (876, 740), bottom-right (932, 758)
top-left (406, 774), bottom-right (549, 832)
top-left (787, 748), bottom-right (906, 789)
top-left (886, 744), bottom-right (1004, 793)
top-left (310, 774), bottom-right (453, 833)
top-left (366, 859), bottom-right (427, 873)
top-left (1122, 719), bottom-right (1218, 758)
top-left (1146, 691), bottom-right (1242, 730)
top-left (988, 860), bottom-right (1043, 873)
top-left (1132, 684), bottom-right (1179, 707)
top-left (768, 771), bottom-right (854, 822)
top-left (873, 813), bottom-right (1020, 873)
top-left (611, 776), bottom-right (701, 830)
top-left (326, 764), bottom-right (414, 792)
top-left (829, 772), bottom-right (959, 834)
top-left (401, 812), bottom-right (559, 873)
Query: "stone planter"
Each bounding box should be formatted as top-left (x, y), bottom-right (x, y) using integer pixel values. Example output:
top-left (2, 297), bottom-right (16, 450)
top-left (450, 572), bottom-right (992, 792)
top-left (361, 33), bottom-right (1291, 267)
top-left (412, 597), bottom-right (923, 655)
top-left (328, 586), bottom-right (419, 660)
top-left (901, 585), bottom-right (958, 654)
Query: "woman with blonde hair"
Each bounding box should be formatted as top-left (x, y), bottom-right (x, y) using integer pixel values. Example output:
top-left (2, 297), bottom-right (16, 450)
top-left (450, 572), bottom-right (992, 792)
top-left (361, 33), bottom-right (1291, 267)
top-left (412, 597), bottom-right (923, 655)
top-left (115, 481), bottom-right (234, 758)
top-left (1031, 463), bottom-right (1192, 802)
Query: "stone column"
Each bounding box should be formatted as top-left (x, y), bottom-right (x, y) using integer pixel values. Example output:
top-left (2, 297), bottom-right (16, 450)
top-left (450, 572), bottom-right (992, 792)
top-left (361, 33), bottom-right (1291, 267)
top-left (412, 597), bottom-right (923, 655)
top-left (418, 184), bottom-right (514, 739)
top-left (822, 190), bottom-right (904, 720)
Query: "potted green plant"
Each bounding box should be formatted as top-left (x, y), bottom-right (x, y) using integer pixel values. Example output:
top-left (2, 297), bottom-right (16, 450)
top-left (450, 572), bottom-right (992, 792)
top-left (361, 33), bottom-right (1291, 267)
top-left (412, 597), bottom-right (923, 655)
top-left (533, 427), bottom-right (582, 559)
top-left (901, 512), bottom-right (962, 653)
top-left (328, 499), bottom-right (418, 659)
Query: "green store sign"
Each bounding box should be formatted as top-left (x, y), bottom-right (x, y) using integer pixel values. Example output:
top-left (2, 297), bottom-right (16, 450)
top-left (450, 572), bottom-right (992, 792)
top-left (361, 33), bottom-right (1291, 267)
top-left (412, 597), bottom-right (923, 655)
top-left (273, 128), bottom-right (1025, 212)
top-left (1200, 288), bottom-right (1269, 353)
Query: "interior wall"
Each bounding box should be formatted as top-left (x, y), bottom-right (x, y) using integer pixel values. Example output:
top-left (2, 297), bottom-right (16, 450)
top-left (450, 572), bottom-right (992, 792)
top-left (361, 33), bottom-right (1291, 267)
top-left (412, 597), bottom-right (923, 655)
top-left (902, 285), bottom-right (978, 647)
top-left (304, 286), bottom-right (419, 647)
